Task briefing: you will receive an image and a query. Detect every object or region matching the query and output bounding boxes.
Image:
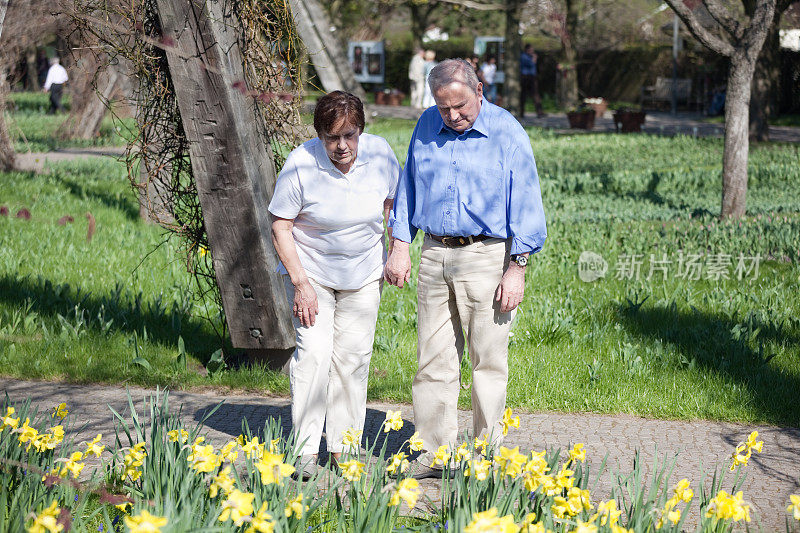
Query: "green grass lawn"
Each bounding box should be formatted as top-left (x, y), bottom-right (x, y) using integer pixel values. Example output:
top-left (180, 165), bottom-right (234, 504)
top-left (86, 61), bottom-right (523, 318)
top-left (2, 93), bottom-right (799, 426)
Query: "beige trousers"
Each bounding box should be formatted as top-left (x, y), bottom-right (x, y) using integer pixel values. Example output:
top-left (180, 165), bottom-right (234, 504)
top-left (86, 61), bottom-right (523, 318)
top-left (284, 276), bottom-right (381, 455)
top-left (413, 236), bottom-right (514, 454)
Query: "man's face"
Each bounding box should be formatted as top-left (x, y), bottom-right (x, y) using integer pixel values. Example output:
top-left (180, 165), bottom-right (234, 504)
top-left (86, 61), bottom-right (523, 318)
top-left (433, 81), bottom-right (483, 133)
top-left (320, 117), bottom-right (360, 172)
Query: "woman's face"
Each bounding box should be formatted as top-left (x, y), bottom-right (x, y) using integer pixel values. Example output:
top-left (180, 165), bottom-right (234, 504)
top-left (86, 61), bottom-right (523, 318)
top-left (320, 117), bottom-right (360, 173)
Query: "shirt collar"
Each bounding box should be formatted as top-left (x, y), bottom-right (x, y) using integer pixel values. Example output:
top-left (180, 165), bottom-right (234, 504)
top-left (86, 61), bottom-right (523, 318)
top-left (314, 136), bottom-right (368, 175)
top-left (436, 98), bottom-right (491, 137)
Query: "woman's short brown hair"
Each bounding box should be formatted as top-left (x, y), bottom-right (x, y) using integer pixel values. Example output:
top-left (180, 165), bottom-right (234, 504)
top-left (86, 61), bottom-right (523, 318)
top-left (313, 91), bottom-right (365, 136)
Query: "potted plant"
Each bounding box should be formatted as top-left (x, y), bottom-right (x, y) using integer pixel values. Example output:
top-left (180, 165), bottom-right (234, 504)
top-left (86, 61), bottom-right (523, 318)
top-left (613, 107), bottom-right (646, 133)
top-left (566, 106), bottom-right (596, 130)
top-left (375, 89), bottom-right (405, 106)
top-left (583, 97), bottom-right (608, 118)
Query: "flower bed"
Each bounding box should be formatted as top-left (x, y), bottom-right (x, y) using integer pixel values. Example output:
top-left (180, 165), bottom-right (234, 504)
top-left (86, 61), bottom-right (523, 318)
top-left (1, 394), bottom-right (797, 532)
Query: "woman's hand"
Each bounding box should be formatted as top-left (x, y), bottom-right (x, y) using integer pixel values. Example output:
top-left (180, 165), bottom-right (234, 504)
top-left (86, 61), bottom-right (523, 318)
top-left (293, 279), bottom-right (319, 327)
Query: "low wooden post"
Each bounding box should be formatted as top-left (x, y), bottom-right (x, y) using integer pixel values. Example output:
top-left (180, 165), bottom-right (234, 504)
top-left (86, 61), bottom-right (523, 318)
top-left (154, 0), bottom-right (295, 361)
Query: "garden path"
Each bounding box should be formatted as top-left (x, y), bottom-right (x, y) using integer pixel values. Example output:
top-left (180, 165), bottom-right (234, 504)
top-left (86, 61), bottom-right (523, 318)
top-left (2, 377), bottom-right (797, 530)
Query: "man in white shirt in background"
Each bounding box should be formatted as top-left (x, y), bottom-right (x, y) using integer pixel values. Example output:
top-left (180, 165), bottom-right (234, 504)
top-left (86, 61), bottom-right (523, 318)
top-left (43, 57), bottom-right (68, 114)
top-left (408, 48), bottom-right (426, 109)
top-left (480, 55), bottom-right (498, 103)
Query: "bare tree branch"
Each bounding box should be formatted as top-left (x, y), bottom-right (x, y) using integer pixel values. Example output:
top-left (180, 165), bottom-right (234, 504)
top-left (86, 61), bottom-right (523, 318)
top-left (742, 0), bottom-right (777, 59)
top-left (0, 0), bottom-right (9, 39)
top-left (703, 0), bottom-right (742, 38)
top-left (663, 0), bottom-right (735, 55)
top-left (435, 0), bottom-right (506, 10)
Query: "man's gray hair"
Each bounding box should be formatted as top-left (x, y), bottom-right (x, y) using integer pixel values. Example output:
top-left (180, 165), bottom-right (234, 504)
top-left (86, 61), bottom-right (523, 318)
top-left (427, 58), bottom-right (480, 95)
top-left (49, 57), bottom-right (60, 65)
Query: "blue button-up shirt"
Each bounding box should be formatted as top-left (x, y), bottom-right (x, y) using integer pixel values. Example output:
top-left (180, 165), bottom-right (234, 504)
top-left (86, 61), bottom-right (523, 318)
top-left (390, 99), bottom-right (546, 255)
top-left (520, 51), bottom-right (537, 76)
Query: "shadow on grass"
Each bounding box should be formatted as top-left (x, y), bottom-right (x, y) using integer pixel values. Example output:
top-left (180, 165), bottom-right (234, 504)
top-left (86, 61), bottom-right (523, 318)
top-left (617, 302), bottom-right (800, 426)
top-left (0, 273), bottom-right (222, 362)
top-left (50, 171), bottom-right (141, 222)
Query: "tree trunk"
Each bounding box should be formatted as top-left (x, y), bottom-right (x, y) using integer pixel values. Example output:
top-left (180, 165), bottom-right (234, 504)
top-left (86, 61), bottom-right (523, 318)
top-left (59, 62), bottom-right (119, 140)
top-left (721, 55), bottom-right (757, 218)
top-left (289, 0), bottom-right (365, 98)
top-left (409, 3), bottom-right (437, 50)
top-left (0, 73), bottom-right (16, 172)
top-left (25, 48), bottom-right (39, 91)
top-left (749, 16), bottom-right (780, 141)
top-left (155, 0), bottom-right (294, 352)
top-left (504, 0), bottom-right (522, 115)
top-left (557, 0), bottom-right (579, 109)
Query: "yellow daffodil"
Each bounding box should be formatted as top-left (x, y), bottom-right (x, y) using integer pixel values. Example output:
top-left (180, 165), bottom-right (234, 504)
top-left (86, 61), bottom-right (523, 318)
top-left (474, 434), bottom-right (489, 456)
top-left (57, 451), bottom-right (85, 479)
top-left (216, 440), bottom-right (238, 463)
top-left (342, 427), bottom-right (363, 447)
top-left (568, 443), bottom-right (586, 464)
top-left (187, 443), bottom-right (221, 473)
top-left (284, 494), bottom-right (308, 519)
top-left (573, 520), bottom-right (599, 533)
top-left (591, 499), bottom-right (622, 526)
top-left (254, 452), bottom-right (295, 485)
top-left (124, 510), bottom-right (168, 533)
top-left (115, 501), bottom-right (131, 513)
top-left (83, 434), bottom-right (104, 458)
top-left (51, 403), bottom-right (68, 421)
top-left (17, 418), bottom-right (39, 450)
top-left (787, 494), bottom-right (800, 521)
top-left (555, 463), bottom-right (575, 490)
top-left (706, 490), bottom-right (751, 523)
top-left (432, 445), bottom-right (451, 467)
top-left (464, 508), bottom-right (518, 533)
top-left (386, 452), bottom-right (410, 475)
top-left (746, 431), bottom-right (763, 453)
top-left (1, 406), bottom-right (19, 430)
top-left (166, 429), bottom-right (189, 443)
top-left (455, 442), bottom-right (472, 463)
top-left (464, 458), bottom-right (493, 481)
top-left (122, 442), bottom-right (147, 482)
top-left (673, 478), bottom-right (693, 503)
top-left (383, 410), bottom-right (403, 432)
top-left (219, 489), bottom-right (255, 526)
top-left (408, 431), bottom-right (424, 452)
top-left (27, 500), bottom-right (63, 533)
top-left (209, 466), bottom-right (236, 498)
top-left (239, 435), bottom-right (262, 459)
top-left (248, 502), bottom-right (276, 533)
top-left (495, 446), bottom-right (527, 478)
top-left (501, 407), bottom-right (520, 436)
top-left (339, 459), bottom-right (366, 481)
top-left (389, 478), bottom-right (420, 509)
top-left (198, 245), bottom-right (208, 257)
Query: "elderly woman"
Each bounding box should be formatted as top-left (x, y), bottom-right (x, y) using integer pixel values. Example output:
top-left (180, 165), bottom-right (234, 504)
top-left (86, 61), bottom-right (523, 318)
top-left (268, 91), bottom-right (400, 478)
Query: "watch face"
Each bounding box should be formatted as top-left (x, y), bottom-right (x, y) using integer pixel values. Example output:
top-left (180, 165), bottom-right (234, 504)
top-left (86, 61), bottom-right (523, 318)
top-left (514, 255), bottom-right (528, 267)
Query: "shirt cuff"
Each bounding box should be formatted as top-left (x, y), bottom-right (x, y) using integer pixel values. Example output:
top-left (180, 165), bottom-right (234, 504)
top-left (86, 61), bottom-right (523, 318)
top-left (510, 234), bottom-right (546, 255)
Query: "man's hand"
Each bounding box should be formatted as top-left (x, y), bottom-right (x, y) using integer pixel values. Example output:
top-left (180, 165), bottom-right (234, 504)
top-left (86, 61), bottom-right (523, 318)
top-left (384, 239), bottom-right (412, 288)
top-left (495, 262), bottom-right (526, 313)
top-left (293, 279), bottom-right (318, 327)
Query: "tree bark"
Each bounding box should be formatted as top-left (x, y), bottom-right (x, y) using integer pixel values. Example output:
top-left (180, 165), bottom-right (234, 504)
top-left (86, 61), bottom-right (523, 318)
top-left (25, 48), bottom-right (39, 91)
top-left (557, 0), bottom-right (580, 109)
top-left (0, 0), bottom-right (16, 172)
top-left (504, 0), bottom-right (522, 115)
top-left (721, 54), bottom-right (756, 218)
top-left (409, 2), bottom-right (438, 50)
top-left (748, 8), bottom-right (783, 141)
top-left (58, 61), bottom-right (119, 140)
top-left (289, 0), bottom-right (365, 98)
top-left (155, 0), bottom-right (294, 351)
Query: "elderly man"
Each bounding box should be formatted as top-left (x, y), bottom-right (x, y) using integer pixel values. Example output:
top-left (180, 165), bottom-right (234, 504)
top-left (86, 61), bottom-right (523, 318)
top-left (386, 59), bottom-right (546, 479)
top-left (43, 57), bottom-right (69, 115)
top-left (408, 48), bottom-right (426, 109)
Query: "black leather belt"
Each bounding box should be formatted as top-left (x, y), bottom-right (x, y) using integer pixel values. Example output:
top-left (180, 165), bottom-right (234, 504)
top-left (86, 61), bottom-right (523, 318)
top-left (426, 233), bottom-right (490, 247)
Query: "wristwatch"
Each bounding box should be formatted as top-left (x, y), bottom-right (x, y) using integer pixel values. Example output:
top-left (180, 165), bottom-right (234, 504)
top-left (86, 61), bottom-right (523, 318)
top-left (510, 254), bottom-right (528, 267)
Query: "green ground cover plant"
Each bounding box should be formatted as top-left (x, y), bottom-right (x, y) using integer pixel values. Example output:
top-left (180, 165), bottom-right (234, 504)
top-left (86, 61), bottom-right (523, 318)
top-left (1, 101), bottom-right (799, 425)
top-left (2, 393), bottom-right (795, 532)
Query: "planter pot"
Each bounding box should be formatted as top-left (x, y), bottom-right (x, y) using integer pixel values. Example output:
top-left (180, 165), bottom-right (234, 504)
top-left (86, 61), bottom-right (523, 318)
top-left (375, 91), bottom-right (388, 105)
top-left (613, 111), bottom-right (646, 133)
top-left (567, 111), bottom-right (596, 130)
top-left (375, 91), bottom-right (404, 106)
top-left (387, 92), bottom-right (404, 106)
top-left (587, 101), bottom-right (608, 118)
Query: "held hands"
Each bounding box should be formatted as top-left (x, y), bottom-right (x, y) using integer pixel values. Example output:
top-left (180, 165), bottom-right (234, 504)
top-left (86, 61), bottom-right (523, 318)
top-left (293, 279), bottom-right (318, 327)
top-left (495, 262), bottom-right (526, 313)
top-left (384, 240), bottom-right (412, 288)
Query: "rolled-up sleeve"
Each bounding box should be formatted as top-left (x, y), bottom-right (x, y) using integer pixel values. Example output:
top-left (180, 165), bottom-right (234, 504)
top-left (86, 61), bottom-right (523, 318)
top-left (507, 142), bottom-right (547, 255)
top-left (389, 135), bottom-right (418, 244)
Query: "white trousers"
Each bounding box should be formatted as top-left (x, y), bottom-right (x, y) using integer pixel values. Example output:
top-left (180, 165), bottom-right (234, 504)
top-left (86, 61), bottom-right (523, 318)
top-left (413, 236), bottom-right (514, 453)
top-left (410, 79), bottom-right (425, 109)
top-left (284, 276), bottom-right (381, 455)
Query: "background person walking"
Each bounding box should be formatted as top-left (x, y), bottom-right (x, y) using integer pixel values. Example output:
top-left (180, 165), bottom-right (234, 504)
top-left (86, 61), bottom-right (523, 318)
top-left (520, 45), bottom-right (544, 118)
top-left (43, 57), bottom-right (68, 115)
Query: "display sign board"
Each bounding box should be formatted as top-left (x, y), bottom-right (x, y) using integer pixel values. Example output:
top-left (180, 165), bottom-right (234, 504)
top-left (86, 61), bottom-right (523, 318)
top-left (348, 41), bottom-right (384, 84)
top-left (474, 36), bottom-right (505, 84)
